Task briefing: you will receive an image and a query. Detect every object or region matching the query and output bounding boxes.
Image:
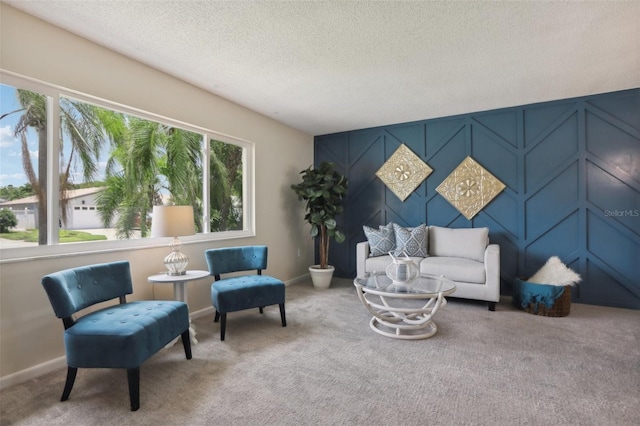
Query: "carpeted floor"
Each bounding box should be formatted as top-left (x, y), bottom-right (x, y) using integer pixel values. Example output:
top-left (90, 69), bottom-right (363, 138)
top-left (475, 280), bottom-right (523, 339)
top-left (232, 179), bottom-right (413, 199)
top-left (1, 278), bottom-right (639, 425)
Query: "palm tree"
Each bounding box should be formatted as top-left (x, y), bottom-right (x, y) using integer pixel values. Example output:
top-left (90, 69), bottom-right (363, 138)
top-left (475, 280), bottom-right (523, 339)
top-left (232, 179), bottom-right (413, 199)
top-left (97, 118), bottom-right (203, 238)
top-left (1, 89), bottom-right (109, 244)
top-left (58, 98), bottom-right (121, 225)
top-left (11, 90), bottom-right (47, 244)
top-left (209, 139), bottom-right (243, 231)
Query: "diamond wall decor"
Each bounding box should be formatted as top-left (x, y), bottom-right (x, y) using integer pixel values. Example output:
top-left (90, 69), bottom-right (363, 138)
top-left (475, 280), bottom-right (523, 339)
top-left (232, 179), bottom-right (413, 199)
top-left (375, 144), bottom-right (433, 201)
top-left (436, 156), bottom-right (506, 220)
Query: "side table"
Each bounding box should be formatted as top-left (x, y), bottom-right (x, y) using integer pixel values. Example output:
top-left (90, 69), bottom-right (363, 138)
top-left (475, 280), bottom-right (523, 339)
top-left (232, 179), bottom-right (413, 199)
top-left (147, 270), bottom-right (211, 344)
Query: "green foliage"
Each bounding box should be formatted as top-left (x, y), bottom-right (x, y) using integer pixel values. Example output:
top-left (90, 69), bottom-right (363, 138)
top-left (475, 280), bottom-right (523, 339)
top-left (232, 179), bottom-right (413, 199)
top-left (291, 161), bottom-right (348, 269)
top-left (0, 184), bottom-right (34, 201)
top-left (0, 208), bottom-right (18, 233)
top-left (96, 117), bottom-right (203, 237)
top-left (209, 139), bottom-right (243, 231)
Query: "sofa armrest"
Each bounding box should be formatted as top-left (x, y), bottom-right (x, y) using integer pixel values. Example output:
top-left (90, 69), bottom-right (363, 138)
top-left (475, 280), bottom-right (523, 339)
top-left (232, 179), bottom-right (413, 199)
top-left (484, 244), bottom-right (500, 302)
top-left (356, 241), bottom-right (370, 278)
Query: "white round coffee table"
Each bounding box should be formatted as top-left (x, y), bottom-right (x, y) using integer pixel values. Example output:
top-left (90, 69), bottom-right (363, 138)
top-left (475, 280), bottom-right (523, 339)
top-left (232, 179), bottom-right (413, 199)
top-left (354, 273), bottom-right (456, 340)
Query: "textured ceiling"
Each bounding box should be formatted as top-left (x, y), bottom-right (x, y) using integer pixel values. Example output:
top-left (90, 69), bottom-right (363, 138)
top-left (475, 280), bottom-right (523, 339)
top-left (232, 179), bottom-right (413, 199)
top-left (5, 1), bottom-right (639, 136)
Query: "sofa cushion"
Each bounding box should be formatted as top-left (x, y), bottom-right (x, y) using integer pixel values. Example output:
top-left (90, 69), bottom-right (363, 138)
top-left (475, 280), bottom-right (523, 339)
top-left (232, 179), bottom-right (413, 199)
top-left (363, 223), bottom-right (395, 257)
top-left (420, 257), bottom-right (486, 284)
top-left (428, 226), bottom-right (488, 262)
top-left (393, 223), bottom-right (428, 257)
top-left (365, 254), bottom-right (422, 275)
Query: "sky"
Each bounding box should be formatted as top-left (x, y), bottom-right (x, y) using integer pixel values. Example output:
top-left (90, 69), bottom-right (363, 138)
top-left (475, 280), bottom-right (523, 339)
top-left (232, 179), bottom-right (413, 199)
top-left (0, 84), bottom-right (32, 187)
top-left (0, 83), bottom-right (109, 189)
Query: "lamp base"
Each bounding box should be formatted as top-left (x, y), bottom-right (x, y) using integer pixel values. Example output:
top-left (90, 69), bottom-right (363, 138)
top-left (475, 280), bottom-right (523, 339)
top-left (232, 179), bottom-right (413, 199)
top-left (163, 237), bottom-right (189, 276)
top-left (166, 271), bottom-right (187, 276)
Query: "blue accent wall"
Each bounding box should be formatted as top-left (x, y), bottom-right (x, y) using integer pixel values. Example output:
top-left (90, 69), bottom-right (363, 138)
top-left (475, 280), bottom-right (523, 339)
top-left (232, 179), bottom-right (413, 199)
top-left (315, 89), bottom-right (640, 310)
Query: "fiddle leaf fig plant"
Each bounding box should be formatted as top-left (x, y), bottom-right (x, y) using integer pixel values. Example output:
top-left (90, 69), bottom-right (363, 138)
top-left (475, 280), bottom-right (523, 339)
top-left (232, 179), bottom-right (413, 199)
top-left (291, 161), bottom-right (348, 269)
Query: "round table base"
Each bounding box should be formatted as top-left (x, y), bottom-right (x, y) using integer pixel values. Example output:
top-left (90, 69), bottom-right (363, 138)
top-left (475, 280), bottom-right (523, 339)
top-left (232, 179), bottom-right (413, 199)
top-left (369, 313), bottom-right (438, 340)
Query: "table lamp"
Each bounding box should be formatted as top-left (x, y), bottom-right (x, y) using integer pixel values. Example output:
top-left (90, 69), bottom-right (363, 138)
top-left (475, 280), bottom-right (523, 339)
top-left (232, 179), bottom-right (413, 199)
top-left (151, 205), bottom-right (195, 275)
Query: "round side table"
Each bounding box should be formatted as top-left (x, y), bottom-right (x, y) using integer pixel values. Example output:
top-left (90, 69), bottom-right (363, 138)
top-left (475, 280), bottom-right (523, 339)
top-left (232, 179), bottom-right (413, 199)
top-left (148, 270), bottom-right (211, 344)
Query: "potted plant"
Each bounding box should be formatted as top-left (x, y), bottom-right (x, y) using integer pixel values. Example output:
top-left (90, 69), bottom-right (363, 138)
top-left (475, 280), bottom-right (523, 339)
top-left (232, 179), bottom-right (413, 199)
top-left (291, 161), bottom-right (348, 289)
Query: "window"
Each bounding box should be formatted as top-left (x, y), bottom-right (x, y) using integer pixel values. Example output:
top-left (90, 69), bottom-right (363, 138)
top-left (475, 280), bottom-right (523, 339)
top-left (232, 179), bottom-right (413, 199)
top-left (0, 82), bottom-right (49, 245)
top-left (209, 138), bottom-right (243, 232)
top-left (0, 72), bottom-right (254, 258)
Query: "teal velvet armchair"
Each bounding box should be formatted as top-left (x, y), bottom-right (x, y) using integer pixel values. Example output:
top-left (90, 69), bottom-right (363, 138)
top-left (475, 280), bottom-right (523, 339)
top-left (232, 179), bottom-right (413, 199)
top-left (41, 261), bottom-right (192, 411)
top-left (205, 245), bottom-right (286, 341)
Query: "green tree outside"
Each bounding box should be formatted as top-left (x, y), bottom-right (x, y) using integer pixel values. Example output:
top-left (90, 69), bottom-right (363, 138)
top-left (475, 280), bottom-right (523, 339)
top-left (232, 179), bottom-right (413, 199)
top-left (0, 208), bottom-right (18, 233)
top-left (0, 184), bottom-right (34, 201)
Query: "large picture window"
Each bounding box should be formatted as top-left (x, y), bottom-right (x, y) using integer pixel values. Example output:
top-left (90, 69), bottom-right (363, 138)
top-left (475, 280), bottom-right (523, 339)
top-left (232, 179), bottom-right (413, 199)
top-left (0, 74), bottom-right (253, 257)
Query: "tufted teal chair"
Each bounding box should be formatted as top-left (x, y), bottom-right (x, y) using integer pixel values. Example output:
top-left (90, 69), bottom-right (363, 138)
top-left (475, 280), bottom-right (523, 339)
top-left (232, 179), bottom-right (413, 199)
top-left (205, 245), bottom-right (286, 341)
top-left (41, 261), bottom-right (192, 411)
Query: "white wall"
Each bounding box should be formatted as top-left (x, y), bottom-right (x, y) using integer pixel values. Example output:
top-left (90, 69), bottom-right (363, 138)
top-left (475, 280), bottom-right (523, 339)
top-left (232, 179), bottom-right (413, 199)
top-left (0, 4), bottom-right (314, 386)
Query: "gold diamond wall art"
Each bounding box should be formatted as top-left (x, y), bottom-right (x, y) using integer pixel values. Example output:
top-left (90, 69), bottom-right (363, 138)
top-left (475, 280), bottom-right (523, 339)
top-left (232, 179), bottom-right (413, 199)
top-left (375, 144), bottom-right (433, 201)
top-left (436, 156), bottom-right (506, 220)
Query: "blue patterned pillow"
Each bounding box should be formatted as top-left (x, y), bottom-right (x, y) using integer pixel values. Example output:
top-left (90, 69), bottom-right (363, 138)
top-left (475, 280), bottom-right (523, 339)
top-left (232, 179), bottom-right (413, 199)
top-left (393, 223), bottom-right (428, 257)
top-left (363, 223), bottom-right (396, 257)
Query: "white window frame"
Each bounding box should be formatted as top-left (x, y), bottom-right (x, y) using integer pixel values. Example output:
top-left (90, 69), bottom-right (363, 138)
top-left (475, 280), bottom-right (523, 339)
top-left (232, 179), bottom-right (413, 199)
top-left (0, 70), bottom-right (255, 263)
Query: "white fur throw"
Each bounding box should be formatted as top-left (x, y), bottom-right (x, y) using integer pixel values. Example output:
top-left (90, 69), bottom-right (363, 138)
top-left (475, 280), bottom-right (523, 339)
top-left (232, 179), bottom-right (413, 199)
top-left (528, 256), bottom-right (581, 286)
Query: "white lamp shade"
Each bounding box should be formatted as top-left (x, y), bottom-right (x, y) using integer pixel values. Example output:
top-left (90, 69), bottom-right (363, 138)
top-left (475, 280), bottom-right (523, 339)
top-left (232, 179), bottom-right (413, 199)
top-left (151, 205), bottom-right (195, 238)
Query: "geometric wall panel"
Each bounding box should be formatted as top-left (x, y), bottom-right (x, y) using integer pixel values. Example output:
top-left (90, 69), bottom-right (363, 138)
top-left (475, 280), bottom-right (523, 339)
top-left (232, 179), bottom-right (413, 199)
top-left (524, 213), bottom-right (580, 273)
top-left (473, 110), bottom-right (518, 148)
top-left (587, 91), bottom-right (640, 131)
top-left (315, 88), bottom-right (640, 309)
top-left (482, 191), bottom-right (518, 238)
top-left (525, 113), bottom-right (579, 191)
top-left (584, 259), bottom-right (639, 307)
top-left (525, 162), bottom-right (579, 239)
top-left (471, 127), bottom-right (518, 190)
top-left (585, 111), bottom-right (640, 181)
top-left (587, 212), bottom-right (639, 282)
top-left (586, 161), bottom-right (640, 235)
top-left (524, 102), bottom-right (575, 146)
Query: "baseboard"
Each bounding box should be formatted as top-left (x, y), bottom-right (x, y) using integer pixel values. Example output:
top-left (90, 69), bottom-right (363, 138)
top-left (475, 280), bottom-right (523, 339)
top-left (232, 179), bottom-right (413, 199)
top-left (285, 273), bottom-right (310, 286)
top-left (190, 305), bottom-right (216, 319)
top-left (0, 356), bottom-right (67, 391)
top-left (1, 275), bottom-right (311, 390)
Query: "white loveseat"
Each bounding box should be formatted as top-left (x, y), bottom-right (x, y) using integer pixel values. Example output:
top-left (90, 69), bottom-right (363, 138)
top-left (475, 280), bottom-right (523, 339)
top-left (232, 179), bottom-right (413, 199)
top-left (356, 224), bottom-right (500, 311)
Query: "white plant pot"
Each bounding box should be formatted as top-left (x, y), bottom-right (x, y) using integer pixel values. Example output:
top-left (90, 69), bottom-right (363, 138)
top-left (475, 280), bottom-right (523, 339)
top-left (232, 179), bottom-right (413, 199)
top-left (309, 265), bottom-right (335, 290)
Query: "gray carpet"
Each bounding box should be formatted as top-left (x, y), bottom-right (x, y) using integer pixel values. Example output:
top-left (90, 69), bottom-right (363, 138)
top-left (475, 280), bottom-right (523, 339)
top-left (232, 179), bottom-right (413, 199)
top-left (2, 278), bottom-right (639, 425)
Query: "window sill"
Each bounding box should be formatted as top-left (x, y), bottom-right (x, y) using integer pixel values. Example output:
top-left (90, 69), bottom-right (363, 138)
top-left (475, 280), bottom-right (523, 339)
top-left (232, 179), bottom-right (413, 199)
top-left (0, 230), bottom-right (255, 264)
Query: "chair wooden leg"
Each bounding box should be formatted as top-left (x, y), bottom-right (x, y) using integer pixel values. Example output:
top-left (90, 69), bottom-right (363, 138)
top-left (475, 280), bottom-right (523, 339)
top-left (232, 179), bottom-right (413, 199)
top-left (279, 303), bottom-right (287, 327)
top-left (60, 366), bottom-right (77, 401)
top-left (127, 367), bottom-right (140, 411)
top-left (259, 306), bottom-right (264, 314)
top-left (214, 310), bottom-right (220, 322)
top-left (181, 330), bottom-right (192, 359)
top-left (220, 313), bottom-right (227, 341)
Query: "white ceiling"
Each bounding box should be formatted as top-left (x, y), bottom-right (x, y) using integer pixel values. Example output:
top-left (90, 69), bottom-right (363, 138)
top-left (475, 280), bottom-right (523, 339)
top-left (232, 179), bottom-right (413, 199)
top-left (5, 1), bottom-right (639, 136)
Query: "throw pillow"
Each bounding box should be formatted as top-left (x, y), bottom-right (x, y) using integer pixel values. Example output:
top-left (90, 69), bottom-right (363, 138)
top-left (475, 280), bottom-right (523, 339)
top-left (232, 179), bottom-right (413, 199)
top-left (392, 223), bottom-right (428, 257)
top-left (363, 223), bottom-right (395, 257)
top-left (428, 226), bottom-right (488, 262)
top-left (528, 256), bottom-right (581, 286)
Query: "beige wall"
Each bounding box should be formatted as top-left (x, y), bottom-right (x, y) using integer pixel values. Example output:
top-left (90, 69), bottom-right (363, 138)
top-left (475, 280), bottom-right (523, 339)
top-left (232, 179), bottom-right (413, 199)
top-left (0, 4), bottom-right (314, 385)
